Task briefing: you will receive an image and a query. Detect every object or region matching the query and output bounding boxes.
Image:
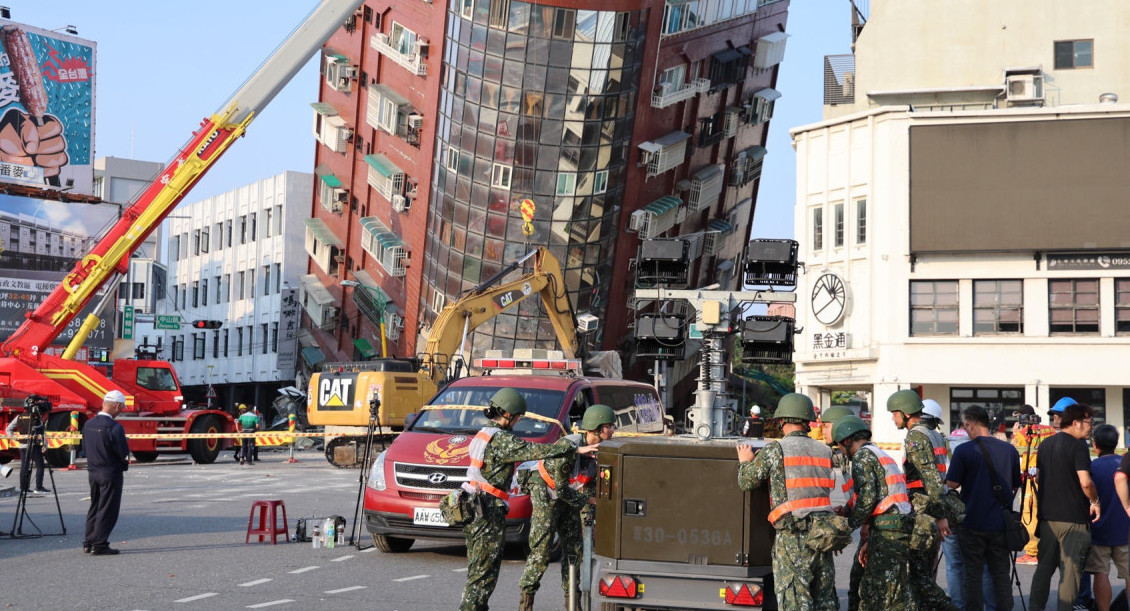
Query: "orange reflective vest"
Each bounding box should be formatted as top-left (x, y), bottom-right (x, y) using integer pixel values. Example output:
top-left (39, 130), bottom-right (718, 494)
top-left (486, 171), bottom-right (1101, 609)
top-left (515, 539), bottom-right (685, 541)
top-left (862, 444), bottom-right (912, 516)
top-left (534, 434), bottom-right (596, 501)
top-left (462, 427), bottom-right (510, 501)
top-left (766, 435), bottom-right (835, 525)
top-left (842, 475), bottom-right (857, 510)
top-left (906, 425), bottom-right (949, 490)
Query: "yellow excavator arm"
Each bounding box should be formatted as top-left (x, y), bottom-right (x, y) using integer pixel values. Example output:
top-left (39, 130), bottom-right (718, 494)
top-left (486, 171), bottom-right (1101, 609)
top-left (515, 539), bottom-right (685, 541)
top-left (419, 247), bottom-right (579, 382)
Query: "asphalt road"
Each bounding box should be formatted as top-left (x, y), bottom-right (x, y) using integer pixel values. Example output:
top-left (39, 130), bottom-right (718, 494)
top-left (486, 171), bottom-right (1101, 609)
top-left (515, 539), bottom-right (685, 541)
top-left (0, 451), bottom-right (1067, 610)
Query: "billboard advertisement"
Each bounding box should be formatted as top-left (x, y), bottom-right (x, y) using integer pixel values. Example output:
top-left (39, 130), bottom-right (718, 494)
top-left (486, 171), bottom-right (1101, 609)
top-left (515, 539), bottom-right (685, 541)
top-left (0, 194), bottom-right (117, 353)
top-left (0, 20), bottom-right (95, 194)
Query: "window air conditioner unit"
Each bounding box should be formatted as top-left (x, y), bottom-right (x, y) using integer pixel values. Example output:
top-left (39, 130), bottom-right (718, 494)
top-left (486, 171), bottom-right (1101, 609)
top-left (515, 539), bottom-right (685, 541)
top-left (335, 189), bottom-right (349, 203)
top-left (415, 39), bottom-right (429, 56)
top-left (391, 194), bottom-right (407, 212)
top-left (407, 114), bottom-right (424, 129)
top-left (337, 76), bottom-right (352, 90)
top-left (657, 81), bottom-right (672, 97)
top-left (1006, 74), bottom-right (1043, 102)
top-left (322, 306), bottom-right (339, 324)
top-left (332, 200), bottom-right (344, 213)
top-left (629, 209), bottom-right (648, 232)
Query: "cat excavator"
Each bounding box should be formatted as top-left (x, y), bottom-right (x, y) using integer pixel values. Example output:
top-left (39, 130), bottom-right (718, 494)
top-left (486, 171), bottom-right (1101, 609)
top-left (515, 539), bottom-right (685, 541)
top-left (308, 247), bottom-right (618, 467)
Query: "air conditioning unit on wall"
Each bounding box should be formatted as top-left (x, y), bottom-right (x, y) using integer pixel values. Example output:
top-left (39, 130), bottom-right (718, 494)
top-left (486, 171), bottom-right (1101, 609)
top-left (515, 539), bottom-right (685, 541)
top-left (1006, 74), bottom-right (1043, 103)
top-left (391, 194), bottom-right (407, 212)
top-left (408, 114), bottom-right (424, 129)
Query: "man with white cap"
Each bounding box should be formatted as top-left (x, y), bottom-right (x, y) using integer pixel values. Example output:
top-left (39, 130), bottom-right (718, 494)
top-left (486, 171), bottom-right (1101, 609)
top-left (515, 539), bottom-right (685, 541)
top-left (82, 390), bottom-right (130, 555)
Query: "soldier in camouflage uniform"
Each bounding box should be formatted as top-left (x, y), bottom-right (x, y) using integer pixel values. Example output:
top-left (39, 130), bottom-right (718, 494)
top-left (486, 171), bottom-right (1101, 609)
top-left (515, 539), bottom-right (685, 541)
top-left (459, 388), bottom-right (597, 611)
top-left (820, 405), bottom-right (866, 611)
top-left (517, 404), bottom-right (616, 610)
top-left (737, 393), bottom-right (839, 610)
top-left (834, 415), bottom-right (915, 610)
top-left (888, 389), bottom-right (958, 610)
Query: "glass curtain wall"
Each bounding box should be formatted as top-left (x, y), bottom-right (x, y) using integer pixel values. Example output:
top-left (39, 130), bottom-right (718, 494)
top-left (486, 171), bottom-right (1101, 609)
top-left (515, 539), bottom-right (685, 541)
top-left (421, 0), bottom-right (646, 355)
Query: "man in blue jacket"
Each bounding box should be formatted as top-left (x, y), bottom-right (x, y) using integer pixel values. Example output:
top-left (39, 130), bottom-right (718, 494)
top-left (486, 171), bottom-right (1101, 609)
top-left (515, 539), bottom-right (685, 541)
top-left (82, 390), bottom-right (130, 556)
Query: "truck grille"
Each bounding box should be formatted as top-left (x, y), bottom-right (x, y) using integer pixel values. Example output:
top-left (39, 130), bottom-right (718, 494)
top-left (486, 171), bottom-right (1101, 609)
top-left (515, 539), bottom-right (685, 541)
top-left (393, 462), bottom-right (468, 491)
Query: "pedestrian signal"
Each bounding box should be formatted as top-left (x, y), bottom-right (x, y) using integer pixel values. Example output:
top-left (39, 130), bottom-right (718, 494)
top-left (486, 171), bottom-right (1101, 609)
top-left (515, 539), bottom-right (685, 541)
top-left (192, 320), bottom-right (223, 329)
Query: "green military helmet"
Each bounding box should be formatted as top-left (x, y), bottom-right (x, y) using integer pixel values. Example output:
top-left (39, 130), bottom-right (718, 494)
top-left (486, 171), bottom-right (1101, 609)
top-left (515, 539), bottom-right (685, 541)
top-left (886, 389), bottom-right (923, 415)
top-left (832, 415), bottom-right (870, 444)
top-left (774, 393), bottom-right (816, 421)
top-left (580, 404), bottom-right (616, 431)
top-left (489, 388), bottom-right (527, 415)
top-left (821, 405), bottom-right (854, 424)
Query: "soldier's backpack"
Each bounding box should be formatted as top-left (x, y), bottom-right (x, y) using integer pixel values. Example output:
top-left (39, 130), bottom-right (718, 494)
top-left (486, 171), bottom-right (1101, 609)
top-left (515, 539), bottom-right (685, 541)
top-left (805, 513), bottom-right (853, 554)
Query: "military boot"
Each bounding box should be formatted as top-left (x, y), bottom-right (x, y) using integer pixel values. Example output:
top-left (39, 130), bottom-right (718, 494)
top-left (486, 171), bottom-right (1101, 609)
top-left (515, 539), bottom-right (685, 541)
top-left (519, 591), bottom-right (535, 611)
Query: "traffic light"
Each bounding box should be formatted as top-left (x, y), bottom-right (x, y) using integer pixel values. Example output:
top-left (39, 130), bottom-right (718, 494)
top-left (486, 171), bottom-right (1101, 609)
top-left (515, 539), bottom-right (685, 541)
top-left (192, 320), bottom-right (223, 329)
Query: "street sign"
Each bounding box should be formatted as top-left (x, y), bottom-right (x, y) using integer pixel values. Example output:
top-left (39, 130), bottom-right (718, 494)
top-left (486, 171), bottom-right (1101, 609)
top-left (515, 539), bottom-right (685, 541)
top-left (122, 305), bottom-right (135, 340)
top-left (155, 314), bottom-right (182, 330)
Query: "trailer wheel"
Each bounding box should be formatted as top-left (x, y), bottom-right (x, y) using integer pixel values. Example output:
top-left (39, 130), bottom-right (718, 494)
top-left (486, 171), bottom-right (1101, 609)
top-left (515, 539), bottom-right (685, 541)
top-left (44, 412), bottom-right (73, 468)
top-left (371, 534), bottom-right (414, 553)
top-left (188, 416), bottom-right (223, 464)
top-left (132, 451), bottom-right (159, 463)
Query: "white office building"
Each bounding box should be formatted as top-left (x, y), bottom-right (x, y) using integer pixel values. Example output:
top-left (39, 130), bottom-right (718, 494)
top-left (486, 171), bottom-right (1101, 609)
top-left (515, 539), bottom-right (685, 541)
top-left (793, 1), bottom-right (1130, 445)
top-left (162, 171), bottom-right (312, 410)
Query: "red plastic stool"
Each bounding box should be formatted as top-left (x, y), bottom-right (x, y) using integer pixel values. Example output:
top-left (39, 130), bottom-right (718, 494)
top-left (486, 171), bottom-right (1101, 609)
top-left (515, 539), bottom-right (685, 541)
top-left (246, 500), bottom-right (288, 544)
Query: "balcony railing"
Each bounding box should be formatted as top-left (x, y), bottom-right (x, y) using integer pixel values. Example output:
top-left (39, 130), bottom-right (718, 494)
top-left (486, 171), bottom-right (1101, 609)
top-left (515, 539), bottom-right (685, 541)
top-left (651, 78), bottom-right (710, 109)
top-left (371, 33), bottom-right (427, 76)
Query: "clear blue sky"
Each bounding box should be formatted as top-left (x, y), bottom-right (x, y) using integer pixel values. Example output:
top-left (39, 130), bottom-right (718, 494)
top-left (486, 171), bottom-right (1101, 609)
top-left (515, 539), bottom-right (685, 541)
top-left (16, 1), bottom-right (849, 240)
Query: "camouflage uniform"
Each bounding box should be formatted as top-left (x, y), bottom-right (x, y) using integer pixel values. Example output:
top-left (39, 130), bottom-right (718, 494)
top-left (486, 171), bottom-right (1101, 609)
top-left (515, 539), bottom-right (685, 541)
top-left (847, 445), bottom-right (913, 611)
top-left (903, 427), bottom-right (955, 610)
top-left (459, 429), bottom-right (575, 611)
top-left (835, 449), bottom-right (864, 611)
top-left (738, 431), bottom-right (839, 611)
top-left (518, 433), bottom-right (595, 601)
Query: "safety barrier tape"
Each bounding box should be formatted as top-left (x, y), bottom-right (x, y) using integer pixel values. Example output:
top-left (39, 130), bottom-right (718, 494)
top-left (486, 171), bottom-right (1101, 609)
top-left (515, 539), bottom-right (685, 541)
top-left (0, 431), bottom-right (340, 450)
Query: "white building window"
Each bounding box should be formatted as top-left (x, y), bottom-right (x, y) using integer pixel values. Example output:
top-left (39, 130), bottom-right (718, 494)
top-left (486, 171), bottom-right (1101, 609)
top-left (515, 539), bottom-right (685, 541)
top-left (910, 280), bottom-right (959, 336)
top-left (556, 173), bottom-right (577, 196)
top-left (593, 170), bottom-right (608, 194)
top-left (1049, 279), bottom-right (1099, 335)
top-left (973, 280), bottom-right (1023, 335)
top-left (491, 164), bottom-right (512, 189)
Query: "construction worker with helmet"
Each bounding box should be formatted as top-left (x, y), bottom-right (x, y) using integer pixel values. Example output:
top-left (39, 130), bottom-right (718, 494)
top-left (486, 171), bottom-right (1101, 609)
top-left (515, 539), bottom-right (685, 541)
top-left (887, 389), bottom-right (959, 610)
top-left (833, 415), bottom-right (915, 610)
top-left (736, 392), bottom-right (839, 610)
top-left (517, 404), bottom-right (616, 610)
top-left (1011, 404), bottom-right (1056, 565)
top-left (236, 403), bottom-right (258, 466)
top-left (459, 388), bottom-right (597, 611)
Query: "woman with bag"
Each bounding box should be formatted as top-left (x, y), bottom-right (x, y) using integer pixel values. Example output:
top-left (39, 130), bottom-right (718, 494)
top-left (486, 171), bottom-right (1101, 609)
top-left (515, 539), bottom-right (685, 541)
top-left (945, 405), bottom-right (1022, 610)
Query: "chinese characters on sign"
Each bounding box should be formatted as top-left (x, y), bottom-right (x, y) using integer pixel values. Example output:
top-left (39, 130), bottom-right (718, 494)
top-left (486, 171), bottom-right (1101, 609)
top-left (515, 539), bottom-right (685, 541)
top-left (812, 332), bottom-right (847, 349)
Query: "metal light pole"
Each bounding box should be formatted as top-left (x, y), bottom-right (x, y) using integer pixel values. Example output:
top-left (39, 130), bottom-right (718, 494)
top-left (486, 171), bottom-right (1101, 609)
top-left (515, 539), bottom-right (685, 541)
top-left (340, 279), bottom-right (388, 357)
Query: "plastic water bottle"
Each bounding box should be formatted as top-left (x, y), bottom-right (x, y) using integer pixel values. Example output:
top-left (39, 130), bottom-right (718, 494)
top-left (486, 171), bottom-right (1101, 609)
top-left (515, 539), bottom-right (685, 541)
top-left (325, 518), bottom-right (336, 549)
top-left (336, 525), bottom-right (345, 547)
top-left (312, 523), bottom-right (322, 549)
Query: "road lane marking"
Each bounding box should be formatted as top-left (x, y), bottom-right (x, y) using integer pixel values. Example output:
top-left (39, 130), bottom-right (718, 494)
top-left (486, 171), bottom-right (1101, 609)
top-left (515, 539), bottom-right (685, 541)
top-left (453, 568), bottom-right (468, 573)
top-left (393, 574), bottom-right (430, 582)
top-left (246, 600), bottom-right (294, 608)
top-left (240, 579), bottom-right (273, 587)
top-left (331, 555), bottom-right (354, 562)
top-left (325, 586), bottom-right (367, 594)
top-left (361, 547), bottom-right (377, 553)
top-left (175, 593), bottom-right (218, 603)
top-left (288, 566), bottom-right (320, 574)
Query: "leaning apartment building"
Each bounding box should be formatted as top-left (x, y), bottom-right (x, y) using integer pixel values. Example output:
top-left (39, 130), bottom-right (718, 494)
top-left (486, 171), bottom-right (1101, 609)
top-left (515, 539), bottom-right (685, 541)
top-left (793, 1), bottom-right (1130, 445)
top-left (298, 0), bottom-right (792, 412)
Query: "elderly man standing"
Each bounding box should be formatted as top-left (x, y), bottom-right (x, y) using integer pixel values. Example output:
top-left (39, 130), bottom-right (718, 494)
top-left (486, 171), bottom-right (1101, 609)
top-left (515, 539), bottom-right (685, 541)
top-left (82, 390), bottom-right (130, 556)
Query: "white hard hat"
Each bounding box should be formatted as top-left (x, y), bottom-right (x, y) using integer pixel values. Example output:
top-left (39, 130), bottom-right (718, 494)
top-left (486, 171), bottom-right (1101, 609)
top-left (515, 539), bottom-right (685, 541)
top-left (104, 390), bottom-right (127, 405)
top-left (921, 399), bottom-right (943, 420)
top-left (750, 405), bottom-right (761, 416)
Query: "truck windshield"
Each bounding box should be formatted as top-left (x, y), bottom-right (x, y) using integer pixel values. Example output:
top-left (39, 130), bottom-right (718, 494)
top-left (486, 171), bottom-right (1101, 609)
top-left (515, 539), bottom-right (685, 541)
top-left (136, 367), bottom-right (178, 391)
top-left (414, 386), bottom-right (568, 438)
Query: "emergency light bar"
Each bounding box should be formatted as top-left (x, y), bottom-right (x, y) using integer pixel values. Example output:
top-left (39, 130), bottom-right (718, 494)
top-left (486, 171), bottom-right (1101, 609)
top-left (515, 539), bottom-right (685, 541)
top-left (474, 357), bottom-right (582, 371)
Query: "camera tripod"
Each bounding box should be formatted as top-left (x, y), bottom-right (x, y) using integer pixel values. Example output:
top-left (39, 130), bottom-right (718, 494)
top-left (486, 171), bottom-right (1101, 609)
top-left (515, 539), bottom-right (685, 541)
top-left (349, 397), bottom-right (388, 549)
top-left (9, 409), bottom-right (66, 538)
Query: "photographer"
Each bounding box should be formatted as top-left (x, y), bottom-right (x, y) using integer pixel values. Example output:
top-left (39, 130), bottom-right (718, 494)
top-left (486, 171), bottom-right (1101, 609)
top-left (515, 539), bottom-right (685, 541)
top-left (5, 405), bottom-right (48, 494)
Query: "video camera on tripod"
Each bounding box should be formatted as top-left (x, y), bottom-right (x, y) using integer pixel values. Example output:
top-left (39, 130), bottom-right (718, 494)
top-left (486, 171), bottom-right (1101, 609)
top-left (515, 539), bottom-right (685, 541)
top-left (1016, 411), bottom-right (1041, 426)
top-left (22, 394), bottom-right (52, 420)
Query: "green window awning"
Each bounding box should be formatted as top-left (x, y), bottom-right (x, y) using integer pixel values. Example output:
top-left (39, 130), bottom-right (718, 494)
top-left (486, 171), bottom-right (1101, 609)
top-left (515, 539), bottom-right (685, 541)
top-left (319, 173), bottom-right (343, 188)
top-left (372, 83), bottom-right (410, 108)
top-left (310, 102), bottom-right (338, 116)
top-left (301, 347), bottom-right (326, 367)
top-left (642, 196), bottom-right (683, 216)
top-left (326, 52), bottom-right (349, 63)
top-left (364, 153), bottom-right (403, 178)
top-left (303, 218), bottom-right (343, 248)
top-left (352, 338), bottom-right (378, 360)
top-left (360, 217), bottom-right (406, 249)
top-left (708, 218), bottom-right (735, 233)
